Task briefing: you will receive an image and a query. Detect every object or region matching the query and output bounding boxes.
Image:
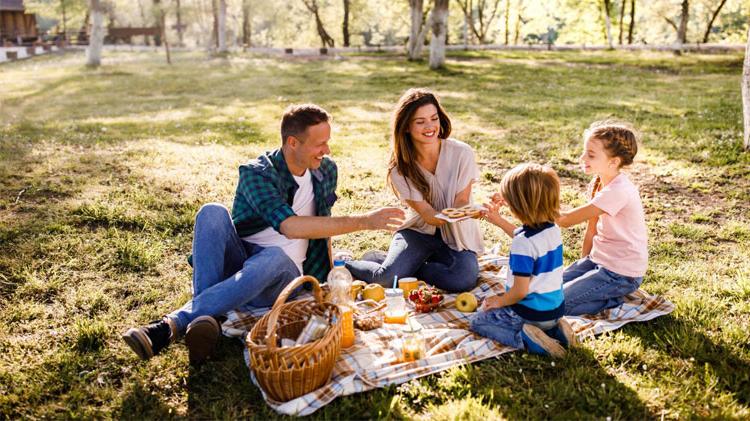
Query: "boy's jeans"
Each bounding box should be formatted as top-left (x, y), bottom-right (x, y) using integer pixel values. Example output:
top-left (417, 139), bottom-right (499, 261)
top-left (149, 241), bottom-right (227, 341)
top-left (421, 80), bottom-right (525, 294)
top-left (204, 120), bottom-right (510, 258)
top-left (470, 308), bottom-right (566, 349)
top-left (562, 256), bottom-right (643, 316)
top-left (345, 228), bottom-right (479, 293)
top-left (168, 203), bottom-right (300, 333)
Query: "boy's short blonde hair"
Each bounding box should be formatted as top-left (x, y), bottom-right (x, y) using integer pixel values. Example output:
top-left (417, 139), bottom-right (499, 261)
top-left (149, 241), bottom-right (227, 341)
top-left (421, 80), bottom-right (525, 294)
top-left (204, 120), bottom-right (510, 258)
top-left (499, 163), bottom-right (560, 228)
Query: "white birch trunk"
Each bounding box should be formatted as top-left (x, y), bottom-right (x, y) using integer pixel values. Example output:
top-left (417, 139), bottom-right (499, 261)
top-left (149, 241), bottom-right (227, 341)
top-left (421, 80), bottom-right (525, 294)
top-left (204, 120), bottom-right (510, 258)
top-left (743, 26), bottom-right (750, 150)
top-left (429, 0), bottom-right (449, 69)
top-left (218, 0), bottom-right (227, 53)
top-left (86, 0), bottom-right (105, 67)
top-left (407, 0), bottom-right (424, 60)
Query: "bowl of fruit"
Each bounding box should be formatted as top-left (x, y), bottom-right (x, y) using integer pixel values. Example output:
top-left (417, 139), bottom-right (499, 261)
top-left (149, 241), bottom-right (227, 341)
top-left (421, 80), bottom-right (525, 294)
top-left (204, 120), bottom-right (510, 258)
top-left (408, 285), bottom-right (444, 313)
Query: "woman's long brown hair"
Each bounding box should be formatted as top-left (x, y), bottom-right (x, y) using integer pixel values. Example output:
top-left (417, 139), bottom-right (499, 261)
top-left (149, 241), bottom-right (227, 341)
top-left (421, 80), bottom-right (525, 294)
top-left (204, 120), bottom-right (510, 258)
top-left (387, 88), bottom-right (452, 203)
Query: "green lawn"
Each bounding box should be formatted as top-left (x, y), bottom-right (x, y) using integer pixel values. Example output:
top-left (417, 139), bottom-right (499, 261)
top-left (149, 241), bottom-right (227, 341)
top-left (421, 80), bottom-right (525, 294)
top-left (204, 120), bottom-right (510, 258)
top-left (0, 49), bottom-right (748, 419)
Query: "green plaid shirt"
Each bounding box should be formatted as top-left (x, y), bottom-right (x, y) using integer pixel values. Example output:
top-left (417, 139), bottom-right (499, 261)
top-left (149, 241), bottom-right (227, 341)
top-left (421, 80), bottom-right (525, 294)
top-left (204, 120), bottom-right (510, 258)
top-left (232, 148), bottom-right (338, 282)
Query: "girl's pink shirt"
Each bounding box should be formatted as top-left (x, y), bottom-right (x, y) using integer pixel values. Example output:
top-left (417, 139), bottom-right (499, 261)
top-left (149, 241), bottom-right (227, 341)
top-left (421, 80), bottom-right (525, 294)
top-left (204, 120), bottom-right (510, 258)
top-left (589, 172), bottom-right (649, 277)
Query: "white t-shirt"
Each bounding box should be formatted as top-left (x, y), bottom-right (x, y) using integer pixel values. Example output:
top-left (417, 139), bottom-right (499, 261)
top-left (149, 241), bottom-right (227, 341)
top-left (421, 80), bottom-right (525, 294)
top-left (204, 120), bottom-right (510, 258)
top-left (243, 170), bottom-right (315, 275)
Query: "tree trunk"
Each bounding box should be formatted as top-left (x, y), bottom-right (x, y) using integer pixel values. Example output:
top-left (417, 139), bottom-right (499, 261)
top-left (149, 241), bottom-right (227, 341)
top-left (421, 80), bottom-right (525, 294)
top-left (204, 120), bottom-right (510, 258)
top-left (618, 0), bottom-right (625, 45)
top-left (86, 0), bottom-right (105, 67)
top-left (211, 0), bottom-right (218, 49)
top-left (677, 0), bottom-right (689, 45)
top-left (504, 0), bottom-right (510, 45)
top-left (627, 0), bottom-right (635, 44)
top-left (429, 0), bottom-right (449, 69)
top-left (61, 0), bottom-right (68, 41)
top-left (217, 0), bottom-right (227, 52)
top-left (514, 0), bottom-right (523, 44)
top-left (242, 0), bottom-right (251, 48)
top-left (159, 2), bottom-right (171, 64)
top-left (407, 0), bottom-right (424, 60)
top-left (302, 0), bottom-right (334, 48)
top-left (153, 0), bottom-right (162, 46)
top-left (175, 0), bottom-right (184, 47)
top-left (743, 25), bottom-right (750, 150)
top-left (602, 0), bottom-right (613, 49)
top-left (702, 0), bottom-right (727, 43)
top-left (342, 0), bottom-right (350, 47)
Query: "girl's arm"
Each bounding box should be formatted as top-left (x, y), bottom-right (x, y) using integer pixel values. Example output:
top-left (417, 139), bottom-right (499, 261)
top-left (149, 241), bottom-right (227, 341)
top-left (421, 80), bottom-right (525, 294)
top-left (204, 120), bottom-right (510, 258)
top-left (557, 203), bottom-right (605, 228)
top-left (581, 217), bottom-right (598, 257)
top-left (404, 199), bottom-right (447, 227)
top-left (482, 275), bottom-right (530, 310)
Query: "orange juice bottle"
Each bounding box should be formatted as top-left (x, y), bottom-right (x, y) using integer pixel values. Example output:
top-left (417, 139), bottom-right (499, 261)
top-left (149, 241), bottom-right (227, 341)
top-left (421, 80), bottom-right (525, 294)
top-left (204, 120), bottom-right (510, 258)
top-left (328, 260), bottom-right (355, 348)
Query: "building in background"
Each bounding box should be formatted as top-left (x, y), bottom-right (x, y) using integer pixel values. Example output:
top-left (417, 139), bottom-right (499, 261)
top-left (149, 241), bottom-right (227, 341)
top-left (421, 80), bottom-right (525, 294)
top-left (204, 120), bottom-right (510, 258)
top-left (0, 0), bottom-right (38, 45)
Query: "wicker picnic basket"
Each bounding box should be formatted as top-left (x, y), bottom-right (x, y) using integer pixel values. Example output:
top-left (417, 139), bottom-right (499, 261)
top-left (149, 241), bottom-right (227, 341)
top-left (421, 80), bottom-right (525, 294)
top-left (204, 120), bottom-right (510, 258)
top-left (246, 275), bottom-right (342, 402)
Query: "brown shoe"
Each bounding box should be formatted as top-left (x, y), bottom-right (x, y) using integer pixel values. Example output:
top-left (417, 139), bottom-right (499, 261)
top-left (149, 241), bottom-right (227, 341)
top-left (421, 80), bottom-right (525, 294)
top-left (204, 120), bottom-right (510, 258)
top-left (185, 315), bottom-right (220, 365)
top-left (521, 324), bottom-right (566, 358)
top-left (558, 317), bottom-right (578, 347)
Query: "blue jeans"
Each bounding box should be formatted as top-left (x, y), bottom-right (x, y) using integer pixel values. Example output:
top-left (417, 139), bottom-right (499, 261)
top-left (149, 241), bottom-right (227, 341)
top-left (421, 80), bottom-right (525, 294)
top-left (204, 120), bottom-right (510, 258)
top-left (562, 256), bottom-right (643, 316)
top-left (470, 307), bottom-right (568, 349)
top-left (168, 203), bottom-right (300, 333)
top-left (345, 229), bottom-right (478, 293)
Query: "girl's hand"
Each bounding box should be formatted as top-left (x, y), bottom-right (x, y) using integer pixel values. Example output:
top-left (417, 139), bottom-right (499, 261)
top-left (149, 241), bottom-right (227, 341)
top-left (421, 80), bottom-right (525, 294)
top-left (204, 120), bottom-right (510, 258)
top-left (491, 193), bottom-right (506, 207)
top-left (481, 295), bottom-right (504, 311)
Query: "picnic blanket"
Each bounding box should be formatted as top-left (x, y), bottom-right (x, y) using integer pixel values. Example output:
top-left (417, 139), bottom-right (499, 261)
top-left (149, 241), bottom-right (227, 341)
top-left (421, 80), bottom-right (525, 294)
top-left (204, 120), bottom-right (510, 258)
top-left (222, 254), bottom-right (674, 416)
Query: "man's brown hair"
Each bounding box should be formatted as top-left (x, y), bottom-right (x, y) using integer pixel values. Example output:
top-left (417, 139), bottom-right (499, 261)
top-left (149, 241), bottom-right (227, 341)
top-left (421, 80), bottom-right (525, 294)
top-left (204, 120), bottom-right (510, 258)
top-left (280, 104), bottom-right (331, 144)
top-left (499, 163), bottom-right (560, 228)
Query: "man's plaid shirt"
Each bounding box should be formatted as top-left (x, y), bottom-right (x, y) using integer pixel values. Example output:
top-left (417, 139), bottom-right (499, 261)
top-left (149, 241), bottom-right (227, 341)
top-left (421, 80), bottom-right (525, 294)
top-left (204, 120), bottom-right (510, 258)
top-left (232, 148), bottom-right (338, 282)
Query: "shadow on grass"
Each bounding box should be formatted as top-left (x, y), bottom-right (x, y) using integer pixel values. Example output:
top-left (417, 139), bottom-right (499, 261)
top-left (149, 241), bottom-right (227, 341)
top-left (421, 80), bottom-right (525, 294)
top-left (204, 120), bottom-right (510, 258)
top-left (626, 314), bottom-right (750, 405)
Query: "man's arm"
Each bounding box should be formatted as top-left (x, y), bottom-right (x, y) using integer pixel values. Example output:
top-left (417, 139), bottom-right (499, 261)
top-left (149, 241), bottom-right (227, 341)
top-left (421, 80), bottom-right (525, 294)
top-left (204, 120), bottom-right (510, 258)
top-left (279, 207), bottom-right (405, 239)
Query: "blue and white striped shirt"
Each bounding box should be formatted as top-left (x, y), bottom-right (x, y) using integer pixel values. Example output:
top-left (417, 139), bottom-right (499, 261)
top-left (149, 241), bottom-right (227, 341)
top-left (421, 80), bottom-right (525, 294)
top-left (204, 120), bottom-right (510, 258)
top-left (507, 222), bottom-right (565, 321)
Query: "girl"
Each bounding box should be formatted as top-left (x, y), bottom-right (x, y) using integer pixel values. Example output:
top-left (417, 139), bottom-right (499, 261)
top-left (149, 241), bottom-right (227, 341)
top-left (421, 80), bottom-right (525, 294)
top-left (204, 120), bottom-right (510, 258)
top-left (557, 121), bottom-right (647, 316)
top-left (345, 88), bottom-right (482, 292)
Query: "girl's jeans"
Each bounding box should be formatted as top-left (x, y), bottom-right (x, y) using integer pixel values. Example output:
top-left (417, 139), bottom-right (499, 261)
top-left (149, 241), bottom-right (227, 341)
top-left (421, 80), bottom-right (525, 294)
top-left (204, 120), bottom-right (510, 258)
top-left (562, 256), bottom-right (643, 316)
top-left (345, 228), bottom-right (479, 293)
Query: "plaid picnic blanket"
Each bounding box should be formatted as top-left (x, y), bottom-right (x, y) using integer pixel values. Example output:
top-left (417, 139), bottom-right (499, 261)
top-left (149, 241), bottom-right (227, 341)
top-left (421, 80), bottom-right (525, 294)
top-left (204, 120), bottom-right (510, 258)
top-left (222, 254), bottom-right (674, 416)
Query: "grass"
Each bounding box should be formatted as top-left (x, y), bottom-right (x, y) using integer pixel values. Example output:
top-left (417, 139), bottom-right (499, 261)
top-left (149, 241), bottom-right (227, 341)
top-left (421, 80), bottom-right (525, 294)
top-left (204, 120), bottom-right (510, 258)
top-left (1, 48), bottom-right (749, 419)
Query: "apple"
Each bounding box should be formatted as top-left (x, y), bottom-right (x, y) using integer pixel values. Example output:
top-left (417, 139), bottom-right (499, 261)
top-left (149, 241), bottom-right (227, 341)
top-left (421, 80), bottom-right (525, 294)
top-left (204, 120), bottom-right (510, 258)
top-left (351, 280), bottom-right (367, 301)
top-left (362, 284), bottom-right (385, 302)
top-left (455, 292), bottom-right (478, 312)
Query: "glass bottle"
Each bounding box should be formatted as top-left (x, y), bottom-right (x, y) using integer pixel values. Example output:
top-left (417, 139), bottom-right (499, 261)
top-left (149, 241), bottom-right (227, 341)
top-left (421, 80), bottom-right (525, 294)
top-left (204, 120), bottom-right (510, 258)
top-left (384, 288), bottom-right (407, 324)
top-left (401, 318), bottom-right (426, 362)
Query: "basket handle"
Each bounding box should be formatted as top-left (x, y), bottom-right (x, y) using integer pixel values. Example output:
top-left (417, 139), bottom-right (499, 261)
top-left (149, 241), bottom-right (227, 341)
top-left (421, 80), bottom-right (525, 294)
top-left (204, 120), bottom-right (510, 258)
top-left (264, 275), bottom-right (324, 349)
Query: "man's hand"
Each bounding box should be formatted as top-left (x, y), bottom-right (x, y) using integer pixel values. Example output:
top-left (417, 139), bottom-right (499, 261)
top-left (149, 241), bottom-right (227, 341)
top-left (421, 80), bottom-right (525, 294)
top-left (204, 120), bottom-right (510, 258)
top-left (364, 207), bottom-right (406, 231)
top-left (481, 295), bottom-right (505, 311)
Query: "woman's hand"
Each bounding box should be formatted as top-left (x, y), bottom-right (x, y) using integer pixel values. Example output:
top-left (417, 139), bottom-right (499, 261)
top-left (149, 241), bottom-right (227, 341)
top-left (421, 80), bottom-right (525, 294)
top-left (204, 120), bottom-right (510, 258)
top-left (425, 211), bottom-right (448, 227)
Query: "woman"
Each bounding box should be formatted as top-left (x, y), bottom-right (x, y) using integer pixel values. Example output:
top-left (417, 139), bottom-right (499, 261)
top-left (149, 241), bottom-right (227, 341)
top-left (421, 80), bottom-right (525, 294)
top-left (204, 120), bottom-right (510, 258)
top-left (346, 88), bottom-right (482, 292)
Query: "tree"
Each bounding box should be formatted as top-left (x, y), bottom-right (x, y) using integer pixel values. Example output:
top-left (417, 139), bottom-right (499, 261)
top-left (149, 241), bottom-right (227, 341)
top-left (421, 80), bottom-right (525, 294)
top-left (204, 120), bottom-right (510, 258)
top-left (342, 0), bottom-right (350, 47)
top-left (702, 0), bottom-right (728, 43)
top-left (429, 0), bottom-right (448, 69)
top-left (86, 0), bottom-right (105, 67)
top-left (302, 0), bottom-right (335, 47)
top-left (627, 0), bottom-right (635, 44)
top-left (601, 0), bottom-right (614, 49)
top-left (175, 0), bottom-right (184, 47)
top-left (217, 0), bottom-right (227, 52)
top-left (514, 0), bottom-right (524, 45)
top-left (743, 25), bottom-right (750, 150)
top-left (407, 0), bottom-right (426, 60)
top-left (242, 0), bottom-right (252, 48)
top-left (664, 0), bottom-right (689, 47)
top-left (456, 0), bottom-right (501, 44)
top-left (618, 0), bottom-right (625, 44)
top-left (503, 0), bottom-right (510, 45)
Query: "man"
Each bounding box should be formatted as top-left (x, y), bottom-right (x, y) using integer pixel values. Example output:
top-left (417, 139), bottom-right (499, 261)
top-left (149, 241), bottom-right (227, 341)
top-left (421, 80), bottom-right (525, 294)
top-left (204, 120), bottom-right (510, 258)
top-left (122, 104), bottom-right (405, 364)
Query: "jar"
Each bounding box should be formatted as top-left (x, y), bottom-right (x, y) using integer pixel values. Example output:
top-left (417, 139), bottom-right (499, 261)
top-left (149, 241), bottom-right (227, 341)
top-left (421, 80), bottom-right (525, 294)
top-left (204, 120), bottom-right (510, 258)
top-left (384, 288), bottom-right (407, 324)
top-left (401, 318), bottom-right (425, 362)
